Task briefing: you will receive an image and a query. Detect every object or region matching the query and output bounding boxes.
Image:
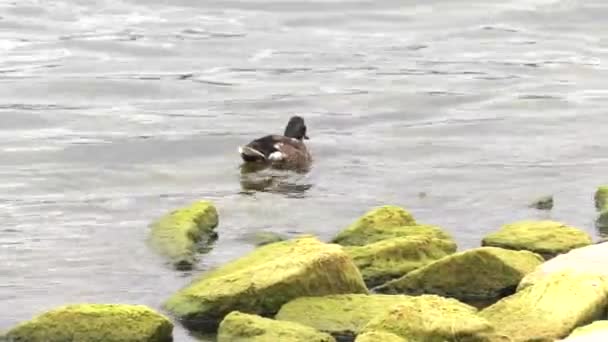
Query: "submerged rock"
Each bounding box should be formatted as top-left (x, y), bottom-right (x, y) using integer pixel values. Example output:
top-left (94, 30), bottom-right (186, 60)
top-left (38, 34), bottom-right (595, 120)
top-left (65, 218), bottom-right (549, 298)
top-left (481, 220), bottom-right (592, 258)
top-left (345, 236), bottom-right (457, 287)
top-left (164, 236), bottom-right (367, 332)
top-left (243, 231), bottom-right (288, 246)
top-left (276, 294), bottom-right (415, 339)
top-left (480, 272), bottom-right (608, 342)
top-left (360, 295), bottom-right (494, 342)
top-left (355, 331), bottom-right (408, 342)
top-left (560, 321), bottom-right (608, 341)
top-left (519, 242), bottom-right (608, 289)
top-left (217, 311), bottom-right (335, 342)
top-left (3, 304), bottom-right (173, 342)
top-left (529, 195), bottom-right (553, 210)
top-left (148, 200), bottom-right (219, 270)
top-left (375, 247), bottom-right (543, 303)
top-left (594, 185), bottom-right (608, 210)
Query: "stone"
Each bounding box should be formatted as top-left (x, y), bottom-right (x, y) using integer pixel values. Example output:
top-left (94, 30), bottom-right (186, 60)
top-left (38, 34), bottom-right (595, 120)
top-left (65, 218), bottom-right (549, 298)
top-left (217, 311), bottom-right (335, 342)
top-left (559, 321), bottom-right (608, 341)
top-left (355, 331), bottom-right (408, 342)
top-left (529, 195), bottom-right (553, 210)
top-left (595, 186), bottom-right (608, 210)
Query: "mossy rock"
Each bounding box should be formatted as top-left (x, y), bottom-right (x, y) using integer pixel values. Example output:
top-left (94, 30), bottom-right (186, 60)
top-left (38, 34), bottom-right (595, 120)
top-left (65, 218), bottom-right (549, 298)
top-left (276, 294), bottom-right (415, 339)
top-left (355, 331), bottom-right (408, 342)
top-left (217, 311), bottom-right (335, 342)
top-left (480, 272), bottom-right (608, 342)
top-left (595, 185), bottom-right (608, 210)
top-left (4, 304), bottom-right (173, 342)
top-left (529, 195), bottom-right (553, 210)
top-left (361, 295), bottom-right (494, 342)
top-left (148, 200), bottom-right (219, 270)
top-left (164, 236), bottom-right (368, 332)
top-left (481, 220), bottom-right (592, 258)
top-left (345, 236), bottom-right (457, 287)
top-left (561, 321), bottom-right (608, 341)
top-left (595, 209), bottom-right (608, 231)
top-left (375, 247), bottom-right (543, 303)
top-left (243, 231), bottom-right (288, 246)
top-left (519, 242), bottom-right (608, 290)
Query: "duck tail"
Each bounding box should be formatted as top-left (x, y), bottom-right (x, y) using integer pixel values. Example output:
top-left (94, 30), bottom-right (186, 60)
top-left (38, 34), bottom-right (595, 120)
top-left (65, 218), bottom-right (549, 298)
top-left (239, 145), bottom-right (267, 160)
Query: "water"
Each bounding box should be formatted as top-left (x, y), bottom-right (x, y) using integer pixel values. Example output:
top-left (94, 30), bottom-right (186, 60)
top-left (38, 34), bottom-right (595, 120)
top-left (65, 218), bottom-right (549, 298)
top-left (2, 0), bottom-right (608, 340)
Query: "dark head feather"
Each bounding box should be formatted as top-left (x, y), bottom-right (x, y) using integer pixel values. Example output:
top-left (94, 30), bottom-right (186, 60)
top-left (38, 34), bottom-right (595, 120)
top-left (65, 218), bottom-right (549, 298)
top-left (284, 116), bottom-right (308, 140)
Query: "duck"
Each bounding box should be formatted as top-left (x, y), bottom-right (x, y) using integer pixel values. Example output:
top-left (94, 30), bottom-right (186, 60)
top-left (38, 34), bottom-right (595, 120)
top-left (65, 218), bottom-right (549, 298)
top-left (238, 116), bottom-right (312, 171)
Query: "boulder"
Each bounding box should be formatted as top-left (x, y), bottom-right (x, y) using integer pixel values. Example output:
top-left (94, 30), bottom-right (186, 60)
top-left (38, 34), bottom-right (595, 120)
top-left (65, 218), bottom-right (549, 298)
top-left (3, 304), bottom-right (173, 342)
top-left (164, 236), bottom-right (368, 332)
top-left (276, 294), bottom-right (415, 339)
top-left (595, 186), bottom-right (608, 210)
top-left (559, 321), bottom-right (608, 341)
top-left (596, 209), bottom-right (608, 230)
top-left (217, 311), bottom-right (335, 342)
top-left (148, 200), bottom-right (219, 270)
top-left (355, 331), bottom-right (408, 342)
top-left (360, 295), bottom-right (494, 342)
top-left (243, 231), bottom-right (287, 246)
top-left (480, 272), bottom-right (608, 342)
top-left (345, 236), bottom-right (457, 287)
top-left (520, 242), bottom-right (608, 289)
top-left (481, 220), bottom-right (592, 258)
top-left (375, 247), bottom-right (543, 303)
top-left (529, 195), bottom-right (553, 210)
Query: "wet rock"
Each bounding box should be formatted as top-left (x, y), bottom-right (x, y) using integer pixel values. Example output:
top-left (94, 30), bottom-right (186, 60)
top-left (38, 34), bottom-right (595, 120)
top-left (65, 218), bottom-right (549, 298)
top-left (355, 331), bottom-right (408, 342)
top-left (217, 311), bottom-right (335, 342)
top-left (375, 247), bottom-right (543, 303)
top-left (559, 321), bottom-right (608, 341)
top-left (345, 236), bottom-right (457, 287)
top-left (276, 294), bottom-right (415, 340)
top-left (481, 220), bottom-right (592, 259)
top-left (480, 272), bottom-right (608, 342)
top-left (3, 304), bottom-right (173, 342)
top-left (148, 200), bottom-right (219, 270)
top-left (360, 295), bottom-right (494, 342)
top-left (529, 195), bottom-right (553, 210)
top-left (244, 231), bottom-right (287, 246)
top-left (164, 236), bottom-right (368, 332)
top-left (595, 209), bottom-right (608, 230)
top-left (519, 242), bottom-right (608, 289)
top-left (594, 185), bottom-right (608, 210)
top-left (332, 205), bottom-right (452, 246)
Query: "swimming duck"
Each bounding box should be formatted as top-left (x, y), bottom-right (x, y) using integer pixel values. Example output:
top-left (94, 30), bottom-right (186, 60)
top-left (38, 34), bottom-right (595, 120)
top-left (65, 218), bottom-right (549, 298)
top-left (238, 116), bottom-right (312, 171)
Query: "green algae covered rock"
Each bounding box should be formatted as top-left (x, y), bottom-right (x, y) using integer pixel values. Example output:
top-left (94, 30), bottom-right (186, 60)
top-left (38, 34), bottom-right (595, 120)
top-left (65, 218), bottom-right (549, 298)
top-left (217, 311), bottom-right (335, 342)
top-left (345, 236), bottom-right (457, 287)
top-left (561, 321), bottom-right (608, 341)
top-left (481, 220), bottom-right (592, 258)
top-left (529, 195), bottom-right (553, 210)
top-left (164, 236), bottom-right (368, 332)
top-left (276, 294), bottom-right (415, 339)
top-left (148, 200), bottom-right (219, 270)
top-left (355, 331), bottom-right (408, 342)
top-left (243, 231), bottom-right (287, 246)
top-left (595, 186), bottom-right (608, 210)
top-left (361, 295), bottom-right (494, 342)
top-left (4, 304), bottom-right (173, 342)
top-left (519, 242), bottom-right (608, 289)
top-left (480, 272), bottom-right (608, 342)
top-left (375, 247), bottom-right (543, 302)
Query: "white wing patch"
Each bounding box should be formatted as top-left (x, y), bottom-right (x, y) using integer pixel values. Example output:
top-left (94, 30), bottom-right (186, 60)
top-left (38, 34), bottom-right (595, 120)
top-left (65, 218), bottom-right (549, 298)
top-left (269, 151), bottom-right (284, 161)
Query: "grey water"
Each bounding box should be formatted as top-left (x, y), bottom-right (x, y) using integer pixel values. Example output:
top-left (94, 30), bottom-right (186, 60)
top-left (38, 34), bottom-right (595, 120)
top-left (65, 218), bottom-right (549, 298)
top-left (2, 0), bottom-right (608, 340)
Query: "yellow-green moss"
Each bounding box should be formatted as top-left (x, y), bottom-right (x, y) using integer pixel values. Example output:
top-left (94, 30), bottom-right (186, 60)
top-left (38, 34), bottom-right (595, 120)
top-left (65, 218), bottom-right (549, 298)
top-left (481, 220), bottom-right (592, 258)
top-left (217, 311), bottom-right (335, 342)
top-left (595, 186), bottom-right (608, 210)
top-left (361, 295), bottom-right (494, 342)
top-left (565, 320), bottom-right (608, 340)
top-left (355, 331), bottom-right (408, 342)
top-left (4, 304), bottom-right (173, 342)
top-left (345, 236), bottom-right (457, 287)
top-left (480, 272), bottom-right (608, 342)
top-left (164, 236), bottom-right (368, 332)
top-left (148, 200), bottom-right (219, 270)
top-left (375, 247), bottom-right (543, 302)
top-left (276, 294), bottom-right (415, 338)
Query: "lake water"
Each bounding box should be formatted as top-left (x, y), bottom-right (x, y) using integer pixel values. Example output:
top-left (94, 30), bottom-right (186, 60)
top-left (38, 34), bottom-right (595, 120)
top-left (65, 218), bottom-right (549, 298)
top-left (1, 0), bottom-right (608, 340)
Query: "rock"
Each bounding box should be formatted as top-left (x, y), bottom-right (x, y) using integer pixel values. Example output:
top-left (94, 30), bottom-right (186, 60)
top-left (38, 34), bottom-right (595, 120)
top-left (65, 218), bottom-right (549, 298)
top-left (164, 236), bottom-right (368, 332)
top-left (595, 185), bottom-right (608, 210)
top-left (217, 311), bottom-right (335, 342)
top-left (595, 209), bottom-right (608, 230)
top-left (519, 242), bottom-right (608, 289)
top-left (375, 247), bottom-right (543, 303)
top-left (529, 195), bottom-right (553, 210)
top-left (481, 220), bottom-right (592, 259)
top-left (276, 294), bottom-right (415, 340)
top-left (3, 304), bottom-right (173, 342)
top-left (360, 295), bottom-right (494, 342)
top-left (559, 321), bottom-right (608, 341)
top-left (148, 200), bottom-right (219, 270)
top-left (345, 236), bottom-right (457, 287)
top-left (480, 272), bottom-right (608, 342)
top-left (355, 331), bottom-right (408, 342)
top-left (243, 231), bottom-right (288, 246)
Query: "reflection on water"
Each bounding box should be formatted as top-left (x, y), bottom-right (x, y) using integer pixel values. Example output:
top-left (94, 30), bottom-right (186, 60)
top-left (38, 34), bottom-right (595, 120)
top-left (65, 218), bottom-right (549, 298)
top-left (239, 163), bottom-right (313, 197)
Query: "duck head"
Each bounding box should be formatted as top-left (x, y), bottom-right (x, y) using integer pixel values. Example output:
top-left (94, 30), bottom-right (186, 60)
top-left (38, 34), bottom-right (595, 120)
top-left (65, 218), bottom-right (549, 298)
top-left (284, 116), bottom-right (309, 140)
